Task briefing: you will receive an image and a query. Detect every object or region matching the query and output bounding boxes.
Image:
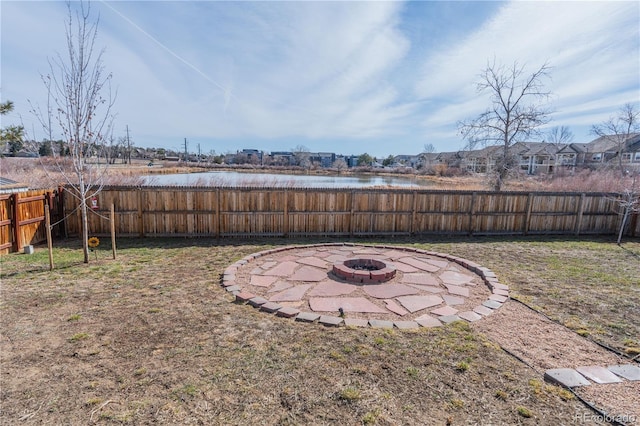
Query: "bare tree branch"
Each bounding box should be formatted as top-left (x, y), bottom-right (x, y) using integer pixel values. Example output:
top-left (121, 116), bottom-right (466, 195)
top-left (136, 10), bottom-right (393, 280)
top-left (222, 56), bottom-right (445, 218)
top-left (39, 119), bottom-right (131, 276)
top-left (29, 0), bottom-right (116, 263)
top-left (458, 60), bottom-right (552, 190)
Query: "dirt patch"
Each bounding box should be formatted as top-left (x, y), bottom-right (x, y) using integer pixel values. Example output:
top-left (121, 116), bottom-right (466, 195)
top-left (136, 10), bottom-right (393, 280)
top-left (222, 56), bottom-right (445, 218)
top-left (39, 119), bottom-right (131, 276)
top-left (0, 237), bottom-right (605, 425)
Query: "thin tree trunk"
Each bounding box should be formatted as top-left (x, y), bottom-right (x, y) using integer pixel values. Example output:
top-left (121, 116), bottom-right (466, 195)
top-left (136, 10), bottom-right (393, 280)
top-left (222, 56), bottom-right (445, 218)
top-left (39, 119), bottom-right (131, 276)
top-left (617, 205), bottom-right (630, 245)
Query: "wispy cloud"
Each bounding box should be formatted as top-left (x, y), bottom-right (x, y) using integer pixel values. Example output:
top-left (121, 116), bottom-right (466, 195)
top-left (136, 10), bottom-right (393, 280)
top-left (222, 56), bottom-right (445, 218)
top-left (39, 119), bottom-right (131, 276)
top-left (2, 0), bottom-right (638, 157)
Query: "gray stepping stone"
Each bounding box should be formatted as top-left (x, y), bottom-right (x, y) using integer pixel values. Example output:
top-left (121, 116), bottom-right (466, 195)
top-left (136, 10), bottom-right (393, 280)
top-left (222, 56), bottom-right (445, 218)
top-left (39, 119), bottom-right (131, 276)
top-left (344, 318), bottom-right (369, 328)
top-left (575, 366), bottom-right (622, 384)
top-left (544, 368), bottom-right (591, 388)
top-left (608, 364), bottom-right (640, 381)
top-left (394, 321), bottom-right (420, 330)
top-left (260, 302), bottom-right (282, 313)
top-left (439, 315), bottom-right (462, 324)
top-left (483, 300), bottom-right (502, 309)
top-left (458, 311), bottom-right (482, 322)
top-left (415, 315), bottom-right (442, 327)
top-left (225, 285), bottom-right (241, 292)
top-left (369, 319), bottom-right (394, 329)
top-left (295, 312), bottom-right (320, 323)
top-left (319, 315), bottom-right (343, 327)
top-left (276, 307), bottom-right (300, 318)
top-left (248, 296), bottom-right (269, 307)
top-left (473, 305), bottom-right (494, 316)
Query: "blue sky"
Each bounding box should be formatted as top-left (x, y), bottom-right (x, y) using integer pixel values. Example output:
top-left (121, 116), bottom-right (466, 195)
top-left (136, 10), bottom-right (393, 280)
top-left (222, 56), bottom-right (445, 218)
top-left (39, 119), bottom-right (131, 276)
top-left (2, 1), bottom-right (639, 158)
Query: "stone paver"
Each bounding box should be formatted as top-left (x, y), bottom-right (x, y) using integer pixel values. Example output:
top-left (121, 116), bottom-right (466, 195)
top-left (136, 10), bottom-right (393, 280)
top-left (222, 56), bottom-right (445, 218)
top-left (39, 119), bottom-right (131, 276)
top-left (439, 270), bottom-right (474, 285)
top-left (439, 315), bottom-right (462, 324)
top-left (369, 319), bottom-right (394, 329)
top-left (309, 297), bottom-right (387, 313)
top-left (269, 284), bottom-right (314, 302)
top-left (222, 243), bottom-right (507, 329)
top-left (415, 314), bottom-right (442, 327)
top-left (319, 315), bottom-right (343, 327)
top-left (442, 295), bottom-right (465, 306)
top-left (250, 275), bottom-right (279, 287)
top-left (458, 311), bottom-right (482, 322)
top-left (473, 305), bottom-right (494, 316)
top-left (431, 305), bottom-right (458, 316)
top-left (575, 366), bottom-right (622, 384)
top-left (384, 299), bottom-right (409, 316)
top-left (263, 261), bottom-right (299, 276)
top-left (544, 368), bottom-right (591, 388)
top-left (307, 281), bottom-right (358, 297)
top-left (288, 266), bottom-right (328, 282)
top-left (235, 291), bottom-right (255, 303)
top-left (406, 284), bottom-right (443, 294)
top-left (295, 312), bottom-right (320, 323)
top-left (248, 296), bottom-right (269, 307)
top-left (607, 364), bottom-right (640, 381)
top-left (394, 321), bottom-right (420, 330)
top-left (396, 295), bottom-right (444, 313)
top-left (401, 273), bottom-right (440, 286)
top-left (344, 318), bottom-right (369, 327)
top-left (363, 283), bottom-right (419, 299)
top-left (267, 281), bottom-right (293, 293)
top-left (276, 307), bottom-right (300, 318)
top-left (445, 285), bottom-right (470, 297)
top-left (483, 300), bottom-right (503, 309)
top-left (296, 256), bottom-right (328, 268)
top-left (397, 257), bottom-right (440, 272)
top-left (260, 302), bottom-right (282, 313)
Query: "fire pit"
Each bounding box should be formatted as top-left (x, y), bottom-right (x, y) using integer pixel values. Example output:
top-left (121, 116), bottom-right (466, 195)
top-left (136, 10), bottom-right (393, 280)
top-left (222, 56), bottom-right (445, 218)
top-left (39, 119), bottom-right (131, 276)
top-left (332, 258), bottom-right (396, 284)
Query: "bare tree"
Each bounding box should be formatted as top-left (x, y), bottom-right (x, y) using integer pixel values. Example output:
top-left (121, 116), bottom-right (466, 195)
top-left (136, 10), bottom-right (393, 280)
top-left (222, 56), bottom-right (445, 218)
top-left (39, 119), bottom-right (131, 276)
top-left (292, 145), bottom-right (311, 169)
top-left (614, 174), bottom-right (640, 245)
top-left (591, 103), bottom-right (640, 177)
top-left (547, 126), bottom-right (574, 146)
top-left (30, 1), bottom-right (115, 263)
top-left (458, 61), bottom-right (552, 190)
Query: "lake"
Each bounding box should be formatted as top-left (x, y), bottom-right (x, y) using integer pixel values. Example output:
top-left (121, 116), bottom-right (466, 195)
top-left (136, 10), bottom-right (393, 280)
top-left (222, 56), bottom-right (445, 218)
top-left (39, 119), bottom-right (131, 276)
top-left (142, 171), bottom-right (432, 188)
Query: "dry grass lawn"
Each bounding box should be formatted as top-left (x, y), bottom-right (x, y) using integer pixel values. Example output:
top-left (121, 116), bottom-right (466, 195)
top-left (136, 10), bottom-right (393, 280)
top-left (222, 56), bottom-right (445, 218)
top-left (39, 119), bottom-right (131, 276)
top-left (1, 236), bottom-right (638, 425)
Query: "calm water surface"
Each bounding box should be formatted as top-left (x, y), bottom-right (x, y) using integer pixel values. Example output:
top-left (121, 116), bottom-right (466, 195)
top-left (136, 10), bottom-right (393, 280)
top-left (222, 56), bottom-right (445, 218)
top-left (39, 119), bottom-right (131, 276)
top-left (143, 171), bottom-right (432, 188)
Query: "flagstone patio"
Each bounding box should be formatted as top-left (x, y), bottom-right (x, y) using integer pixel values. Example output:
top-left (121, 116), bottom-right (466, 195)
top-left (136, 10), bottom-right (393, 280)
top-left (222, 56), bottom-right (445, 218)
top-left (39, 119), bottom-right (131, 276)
top-left (222, 243), bottom-right (510, 329)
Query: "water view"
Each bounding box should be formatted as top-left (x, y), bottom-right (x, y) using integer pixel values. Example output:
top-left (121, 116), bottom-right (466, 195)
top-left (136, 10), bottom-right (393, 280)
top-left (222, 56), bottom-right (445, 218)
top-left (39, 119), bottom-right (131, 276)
top-left (142, 171), bottom-right (432, 188)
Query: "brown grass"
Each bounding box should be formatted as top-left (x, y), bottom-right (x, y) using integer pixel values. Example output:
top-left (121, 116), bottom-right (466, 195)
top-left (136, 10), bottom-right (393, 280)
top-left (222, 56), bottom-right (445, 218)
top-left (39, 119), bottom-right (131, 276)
top-left (1, 236), bottom-right (637, 424)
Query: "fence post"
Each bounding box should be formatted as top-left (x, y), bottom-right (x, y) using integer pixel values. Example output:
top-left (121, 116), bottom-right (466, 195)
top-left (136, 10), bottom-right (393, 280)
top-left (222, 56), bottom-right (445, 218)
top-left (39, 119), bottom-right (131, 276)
top-left (410, 190), bottom-right (417, 236)
top-left (468, 192), bottom-right (476, 236)
top-left (45, 201), bottom-right (54, 270)
top-left (350, 190), bottom-right (355, 237)
top-left (283, 189), bottom-right (288, 237)
top-left (137, 188), bottom-right (144, 237)
top-left (574, 193), bottom-right (585, 236)
top-left (57, 187), bottom-right (67, 238)
top-left (524, 193), bottom-right (534, 235)
top-left (11, 193), bottom-right (20, 252)
top-left (215, 188), bottom-right (221, 238)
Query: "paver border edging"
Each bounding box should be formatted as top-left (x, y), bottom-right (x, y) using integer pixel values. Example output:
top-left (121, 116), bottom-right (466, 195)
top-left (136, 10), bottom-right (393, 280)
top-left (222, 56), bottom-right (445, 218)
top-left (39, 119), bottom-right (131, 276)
top-left (220, 243), bottom-right (510, 329)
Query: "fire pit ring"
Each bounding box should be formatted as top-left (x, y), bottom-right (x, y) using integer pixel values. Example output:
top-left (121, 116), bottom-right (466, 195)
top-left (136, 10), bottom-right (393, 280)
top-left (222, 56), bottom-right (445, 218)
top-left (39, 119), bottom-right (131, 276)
top-left (332, 258), bottom-right (396, 284)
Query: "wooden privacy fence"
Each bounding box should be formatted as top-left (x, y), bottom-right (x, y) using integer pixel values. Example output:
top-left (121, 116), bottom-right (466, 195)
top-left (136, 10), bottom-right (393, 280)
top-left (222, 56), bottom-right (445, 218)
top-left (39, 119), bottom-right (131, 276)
top-left (61, 186), bottom-right (639, 239)
top-left (0, 188), bottom-right (63, 254)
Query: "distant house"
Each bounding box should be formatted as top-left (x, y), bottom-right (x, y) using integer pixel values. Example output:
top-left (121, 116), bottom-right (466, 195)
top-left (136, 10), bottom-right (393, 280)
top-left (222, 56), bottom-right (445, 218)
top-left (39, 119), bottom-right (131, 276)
top-left (393, 154), bottom-right (420, 168)
top-left (310, 152), bottom-right (336, 168)
top-left (512, 142), bottom-right (559, 174)
top-left (0, 177), bottom-right (29, 194)
top-left (462, 146), bottom-right (501, 173)
top-left (269, 151), bottom-right (294, 166)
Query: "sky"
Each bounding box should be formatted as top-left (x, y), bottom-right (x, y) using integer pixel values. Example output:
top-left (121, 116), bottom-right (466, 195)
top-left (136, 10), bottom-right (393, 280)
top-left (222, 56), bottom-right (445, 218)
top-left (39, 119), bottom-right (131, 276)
top-left (1, 1), bottom-right (639, 159)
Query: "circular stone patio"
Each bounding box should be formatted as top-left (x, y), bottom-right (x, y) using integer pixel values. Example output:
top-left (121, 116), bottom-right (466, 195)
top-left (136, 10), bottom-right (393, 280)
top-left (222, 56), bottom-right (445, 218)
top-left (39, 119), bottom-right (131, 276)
top-left (221, 244), bottom-right (510, 329)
